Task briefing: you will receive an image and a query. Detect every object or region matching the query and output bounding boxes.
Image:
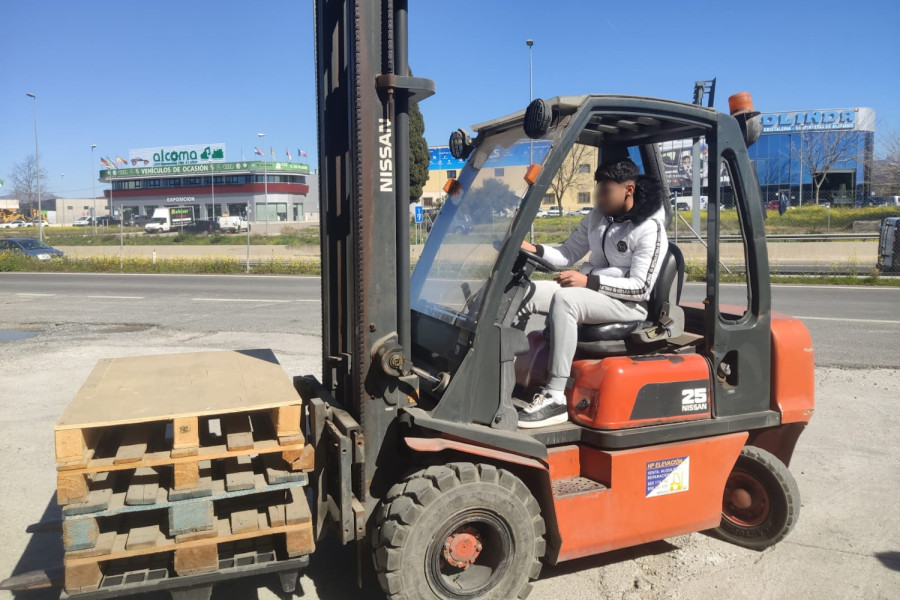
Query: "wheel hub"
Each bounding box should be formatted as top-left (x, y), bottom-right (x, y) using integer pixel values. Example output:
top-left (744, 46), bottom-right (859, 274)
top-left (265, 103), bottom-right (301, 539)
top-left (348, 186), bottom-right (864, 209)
top-left (723, 471), bottom-right (770, 527)
top-left (442, 525), bottom-right (483, 569)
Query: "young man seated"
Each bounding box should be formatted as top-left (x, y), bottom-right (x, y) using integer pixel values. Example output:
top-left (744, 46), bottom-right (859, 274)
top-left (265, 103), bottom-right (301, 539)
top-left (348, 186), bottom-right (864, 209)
top-left (517, 157), bottom-right (668, 428)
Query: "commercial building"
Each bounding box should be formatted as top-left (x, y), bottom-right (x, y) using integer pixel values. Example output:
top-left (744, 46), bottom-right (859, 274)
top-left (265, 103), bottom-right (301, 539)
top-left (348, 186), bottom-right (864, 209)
top-left (99, 144), bottom-right (316, 224)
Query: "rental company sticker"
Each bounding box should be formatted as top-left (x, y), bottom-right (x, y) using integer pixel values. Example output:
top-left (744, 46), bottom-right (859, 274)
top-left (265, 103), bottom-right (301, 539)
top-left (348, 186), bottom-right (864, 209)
top-left (646, 456), bottom-right (690, 498)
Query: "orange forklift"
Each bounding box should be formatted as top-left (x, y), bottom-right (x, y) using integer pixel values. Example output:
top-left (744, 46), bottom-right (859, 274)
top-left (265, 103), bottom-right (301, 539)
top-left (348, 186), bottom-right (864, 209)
top-left (0, 2), bottom-right (814, 598)
top-left (302, 1), bottom-right (814, 598)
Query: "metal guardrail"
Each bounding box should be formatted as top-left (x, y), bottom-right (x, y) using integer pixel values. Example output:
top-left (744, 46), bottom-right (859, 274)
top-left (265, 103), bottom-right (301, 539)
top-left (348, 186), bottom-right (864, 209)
top-left (674, 233), bottom-right (880, 243)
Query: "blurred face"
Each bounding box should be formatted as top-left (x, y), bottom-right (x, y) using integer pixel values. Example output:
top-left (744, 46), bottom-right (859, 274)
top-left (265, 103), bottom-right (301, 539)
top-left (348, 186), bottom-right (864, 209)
top-left (593, 179), bottom-right (635, 215)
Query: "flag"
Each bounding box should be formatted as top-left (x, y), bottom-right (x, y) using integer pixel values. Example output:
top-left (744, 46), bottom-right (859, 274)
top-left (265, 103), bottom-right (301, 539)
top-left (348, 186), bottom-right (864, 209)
top-left (254, 146), bottom-right (264, 157)
top-left (299, 149), bottom-right (308, 158)
top-left (286, 147), bottom-right (291, 161)
top-left (116, 156), bottom-right (127, 165)
top-left (270, 147), bottom-right (275, 159)
top-left (100, 157), bottom-right (111, 168)
top-left (0, 179), bottom-right (4, 188)
top-left (106, 156), bottom-right (118, 169)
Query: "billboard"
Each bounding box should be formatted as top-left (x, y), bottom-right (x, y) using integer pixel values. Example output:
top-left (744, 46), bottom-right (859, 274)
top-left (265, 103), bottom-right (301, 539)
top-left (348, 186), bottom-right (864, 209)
top-left (428, 140), bottom-right (552, 171)
top-left (759, 108), bottom-right (875, 134)
top-left (129, 143), bottom-right (227, 167)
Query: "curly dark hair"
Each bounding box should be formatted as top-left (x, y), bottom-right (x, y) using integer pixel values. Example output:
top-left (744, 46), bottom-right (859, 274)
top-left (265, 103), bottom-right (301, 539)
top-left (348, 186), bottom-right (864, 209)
top-left (594, 158), bottom-right (641, 184)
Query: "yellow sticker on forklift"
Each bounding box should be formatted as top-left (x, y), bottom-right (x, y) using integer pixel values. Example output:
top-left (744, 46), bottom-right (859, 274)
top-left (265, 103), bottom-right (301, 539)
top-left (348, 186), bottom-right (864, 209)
top-left (646, 456), bottom-right (690, 497)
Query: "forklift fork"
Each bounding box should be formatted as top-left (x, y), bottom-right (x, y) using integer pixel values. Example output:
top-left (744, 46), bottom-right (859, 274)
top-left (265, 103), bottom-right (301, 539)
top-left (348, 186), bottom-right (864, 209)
top-left (295, 376), bottom-right (366, 545)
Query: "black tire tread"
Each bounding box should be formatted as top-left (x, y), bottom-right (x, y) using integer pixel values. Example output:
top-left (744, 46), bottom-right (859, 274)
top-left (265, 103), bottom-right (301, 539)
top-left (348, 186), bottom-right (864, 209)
top-left (713, 445), bottom-right (801, 550)
top-left (374, 462), bottom-right (545, 600)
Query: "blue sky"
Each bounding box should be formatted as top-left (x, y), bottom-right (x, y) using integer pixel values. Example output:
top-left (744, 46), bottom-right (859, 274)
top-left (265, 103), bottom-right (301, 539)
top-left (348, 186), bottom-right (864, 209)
top-left (2, 0), bottom-right (898, 199)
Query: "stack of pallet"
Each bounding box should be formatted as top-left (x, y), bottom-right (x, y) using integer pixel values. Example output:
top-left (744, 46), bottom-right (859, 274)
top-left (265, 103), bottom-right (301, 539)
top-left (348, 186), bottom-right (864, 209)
top-left (53, 350), bottom-right (315, 595)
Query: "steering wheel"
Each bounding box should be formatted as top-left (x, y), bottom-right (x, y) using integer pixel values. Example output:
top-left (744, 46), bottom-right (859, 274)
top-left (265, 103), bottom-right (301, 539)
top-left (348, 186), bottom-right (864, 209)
top-left (518, 247), bottom-right (558, 273)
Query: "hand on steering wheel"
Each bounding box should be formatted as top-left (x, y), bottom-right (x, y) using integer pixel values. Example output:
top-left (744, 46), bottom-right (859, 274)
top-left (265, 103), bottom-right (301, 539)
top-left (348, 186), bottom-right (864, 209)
top-left (518, 246), bottom-right (558, 273)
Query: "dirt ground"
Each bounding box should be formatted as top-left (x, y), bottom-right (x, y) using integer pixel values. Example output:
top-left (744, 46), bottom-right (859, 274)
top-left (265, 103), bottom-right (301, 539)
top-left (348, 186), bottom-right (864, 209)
top-left (0, 323), bottom-right (897, 600)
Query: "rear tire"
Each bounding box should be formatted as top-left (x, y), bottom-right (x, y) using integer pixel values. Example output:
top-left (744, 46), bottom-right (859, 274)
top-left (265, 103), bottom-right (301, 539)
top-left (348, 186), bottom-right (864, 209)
top-left (713, 446), bottom-right (800, 550)
top-left (373, 463), bottom-right (545, 600)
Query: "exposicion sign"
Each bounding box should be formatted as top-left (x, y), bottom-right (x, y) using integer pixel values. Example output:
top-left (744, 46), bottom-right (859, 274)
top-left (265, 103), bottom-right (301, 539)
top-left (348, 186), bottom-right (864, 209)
top-left (129, 143), bottom-right (227, 167)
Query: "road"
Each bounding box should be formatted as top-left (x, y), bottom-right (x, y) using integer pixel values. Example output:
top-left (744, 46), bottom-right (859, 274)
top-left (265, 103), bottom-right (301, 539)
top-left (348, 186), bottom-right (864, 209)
top-left (0, 273), bottom-right (898, 600)
top-left (1, 272), bottom-right (898, 368)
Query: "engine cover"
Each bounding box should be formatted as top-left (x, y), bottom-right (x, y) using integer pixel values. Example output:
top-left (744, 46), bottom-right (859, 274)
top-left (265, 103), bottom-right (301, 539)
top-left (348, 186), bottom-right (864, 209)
top-left (569, 354), bottom-right (712, 430)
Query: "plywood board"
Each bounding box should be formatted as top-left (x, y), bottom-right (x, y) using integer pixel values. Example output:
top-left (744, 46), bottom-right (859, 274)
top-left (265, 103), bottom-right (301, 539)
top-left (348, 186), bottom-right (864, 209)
top-left (56, 350), bottom-right (300, 430)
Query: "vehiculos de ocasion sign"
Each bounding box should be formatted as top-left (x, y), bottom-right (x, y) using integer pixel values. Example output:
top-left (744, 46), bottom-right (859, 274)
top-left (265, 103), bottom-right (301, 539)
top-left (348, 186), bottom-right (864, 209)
top-left (129, 144), bottom-right (227, 167)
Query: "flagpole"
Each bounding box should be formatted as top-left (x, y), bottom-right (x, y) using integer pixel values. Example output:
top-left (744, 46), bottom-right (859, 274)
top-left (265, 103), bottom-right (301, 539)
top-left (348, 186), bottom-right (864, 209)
top-left (91, 145), bottom-right (97, 234)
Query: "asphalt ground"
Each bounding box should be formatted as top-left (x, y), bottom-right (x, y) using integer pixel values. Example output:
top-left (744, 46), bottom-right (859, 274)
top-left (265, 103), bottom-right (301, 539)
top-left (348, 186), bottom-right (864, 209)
top-left (1, 273), bottom-right (897, 599)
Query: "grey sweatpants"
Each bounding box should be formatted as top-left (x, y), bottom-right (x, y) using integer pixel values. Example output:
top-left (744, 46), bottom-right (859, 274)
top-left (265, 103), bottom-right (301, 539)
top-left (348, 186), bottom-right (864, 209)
top-left (521, 280), bottom-right (648, 391)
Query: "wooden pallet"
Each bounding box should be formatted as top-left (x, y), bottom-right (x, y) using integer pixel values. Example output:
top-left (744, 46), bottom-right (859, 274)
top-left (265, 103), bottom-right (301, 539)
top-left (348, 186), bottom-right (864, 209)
top-left (61, 456), bottom-right (309, 552)
top-left (63, 487), bottom-right (315, 593)
top-left (56, 413), bottom-right (314, 505)
top-left (55, 349), bottom-right (304, 464)
top-left (56, 407), bottom-right (304, 470)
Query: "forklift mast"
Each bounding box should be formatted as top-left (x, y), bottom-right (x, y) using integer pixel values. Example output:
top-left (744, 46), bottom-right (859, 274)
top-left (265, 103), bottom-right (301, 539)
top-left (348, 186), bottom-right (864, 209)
top-left (310, 0), bottom-right (433, 529)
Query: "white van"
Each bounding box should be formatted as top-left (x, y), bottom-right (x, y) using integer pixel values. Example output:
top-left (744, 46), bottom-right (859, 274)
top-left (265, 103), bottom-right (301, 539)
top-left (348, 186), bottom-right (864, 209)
top-left (217, 216), bottom-right (249, 233)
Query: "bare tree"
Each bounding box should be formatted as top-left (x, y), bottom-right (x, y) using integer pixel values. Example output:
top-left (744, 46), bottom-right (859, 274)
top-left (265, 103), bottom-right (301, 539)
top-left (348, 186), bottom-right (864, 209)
top-left (546, 143), bottom-right (595, 214)
top-left (872, 128), bottom-right (900, 196)
top-left (756, 155), bottom-right (791, 203)
top-left (11, 154), bottom-right (49, 212)
top-left (791, 130), bottom-right (859, 205)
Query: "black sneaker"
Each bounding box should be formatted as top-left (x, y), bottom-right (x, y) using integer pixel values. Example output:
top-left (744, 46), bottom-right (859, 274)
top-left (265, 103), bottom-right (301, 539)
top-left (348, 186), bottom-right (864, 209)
top-left (518, 392), bottom-right (568, 428)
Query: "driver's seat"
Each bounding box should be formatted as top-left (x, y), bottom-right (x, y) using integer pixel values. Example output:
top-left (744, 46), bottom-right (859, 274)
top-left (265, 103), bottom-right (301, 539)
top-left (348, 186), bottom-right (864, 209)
top-left (576, 243), bottom-right (685, 355)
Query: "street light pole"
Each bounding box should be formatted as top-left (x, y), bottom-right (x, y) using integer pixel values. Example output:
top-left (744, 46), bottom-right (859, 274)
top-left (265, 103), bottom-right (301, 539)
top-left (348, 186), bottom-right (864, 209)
top-left (91, 144), bottom-right (97, 234)
top-left (26, 93), bottom-right (42, 242)
top-left (210, 159), bottom-right (216, 219)
top-left (257, 132), bottom-right (268, 235)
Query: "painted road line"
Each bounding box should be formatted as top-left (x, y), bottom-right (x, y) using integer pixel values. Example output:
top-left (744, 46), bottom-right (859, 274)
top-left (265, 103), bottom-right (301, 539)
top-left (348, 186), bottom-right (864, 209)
top-left (191, 298), bottom-right (294, 303)
top-left (794, 316), bottom-right (900, 325)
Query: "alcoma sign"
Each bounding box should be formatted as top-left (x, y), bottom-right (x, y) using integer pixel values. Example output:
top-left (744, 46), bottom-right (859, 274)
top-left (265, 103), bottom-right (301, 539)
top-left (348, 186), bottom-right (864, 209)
top-left (129, 143), bottom-right (227, 167)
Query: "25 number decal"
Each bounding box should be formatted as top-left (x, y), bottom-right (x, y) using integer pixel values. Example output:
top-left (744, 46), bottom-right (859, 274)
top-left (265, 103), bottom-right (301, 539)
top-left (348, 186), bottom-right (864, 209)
top-left (681, 388), bottom-right (708, 406)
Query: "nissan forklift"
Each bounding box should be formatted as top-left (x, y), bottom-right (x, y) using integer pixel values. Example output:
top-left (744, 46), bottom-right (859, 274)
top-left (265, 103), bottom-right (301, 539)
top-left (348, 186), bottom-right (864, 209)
top-left (300, 1), bottom-right (815, 599)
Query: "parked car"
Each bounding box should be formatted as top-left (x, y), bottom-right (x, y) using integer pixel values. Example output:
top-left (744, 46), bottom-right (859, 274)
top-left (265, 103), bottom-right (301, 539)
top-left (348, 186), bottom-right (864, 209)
top-left (217, 216), bottom-right (250, 233)
top-left (578, 206), bottom-right (593, 215)
top-left (0, 237), bottom-right (64, 260)
top-left (72, 217), bottom-right (92, 227)
top-left (2, 219), bottom-right (32, 228)
top-left (545, 206), bottom-right (566, 217)
top-left (182, 220), bottom-right (221, 235)
top-left (126, 215), bottom-right (151, 227)
top-left (534, 209), bottom-right (548, 218)
top-left (95, 215), bottom-right (121, 226)
top-left (0, 221), bottom-right (21, 229)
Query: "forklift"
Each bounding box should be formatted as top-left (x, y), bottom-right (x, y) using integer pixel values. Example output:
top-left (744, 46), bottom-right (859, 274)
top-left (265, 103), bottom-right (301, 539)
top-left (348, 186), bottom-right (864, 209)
top-left (301, 1), bottom-right (814, 599)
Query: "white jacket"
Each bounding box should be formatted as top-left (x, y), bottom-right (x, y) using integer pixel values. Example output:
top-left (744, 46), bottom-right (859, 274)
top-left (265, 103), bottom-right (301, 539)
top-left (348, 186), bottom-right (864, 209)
top-left (537, 206), bottom-right (668, 302)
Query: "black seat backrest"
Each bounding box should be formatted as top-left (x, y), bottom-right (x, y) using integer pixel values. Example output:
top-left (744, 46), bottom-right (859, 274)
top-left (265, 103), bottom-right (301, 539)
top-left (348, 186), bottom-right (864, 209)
top-left (647, 243), bottom-right (685, 321)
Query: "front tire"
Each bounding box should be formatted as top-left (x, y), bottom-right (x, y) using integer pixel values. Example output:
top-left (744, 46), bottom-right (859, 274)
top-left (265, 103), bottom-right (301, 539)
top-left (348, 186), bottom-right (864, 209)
top-left (713, 445), bottom-right (800, 550)
top-left (373, 463), bottom-right (545, 600)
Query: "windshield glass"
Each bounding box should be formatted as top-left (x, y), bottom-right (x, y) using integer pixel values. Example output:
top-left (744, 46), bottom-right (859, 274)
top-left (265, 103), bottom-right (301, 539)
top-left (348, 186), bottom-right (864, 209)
top-left (411, 125), bottom-right (555, 330)
top-left (18, 239), bottom-right (50, 250)
top-left (149, 218), bottom-right (165, 224)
